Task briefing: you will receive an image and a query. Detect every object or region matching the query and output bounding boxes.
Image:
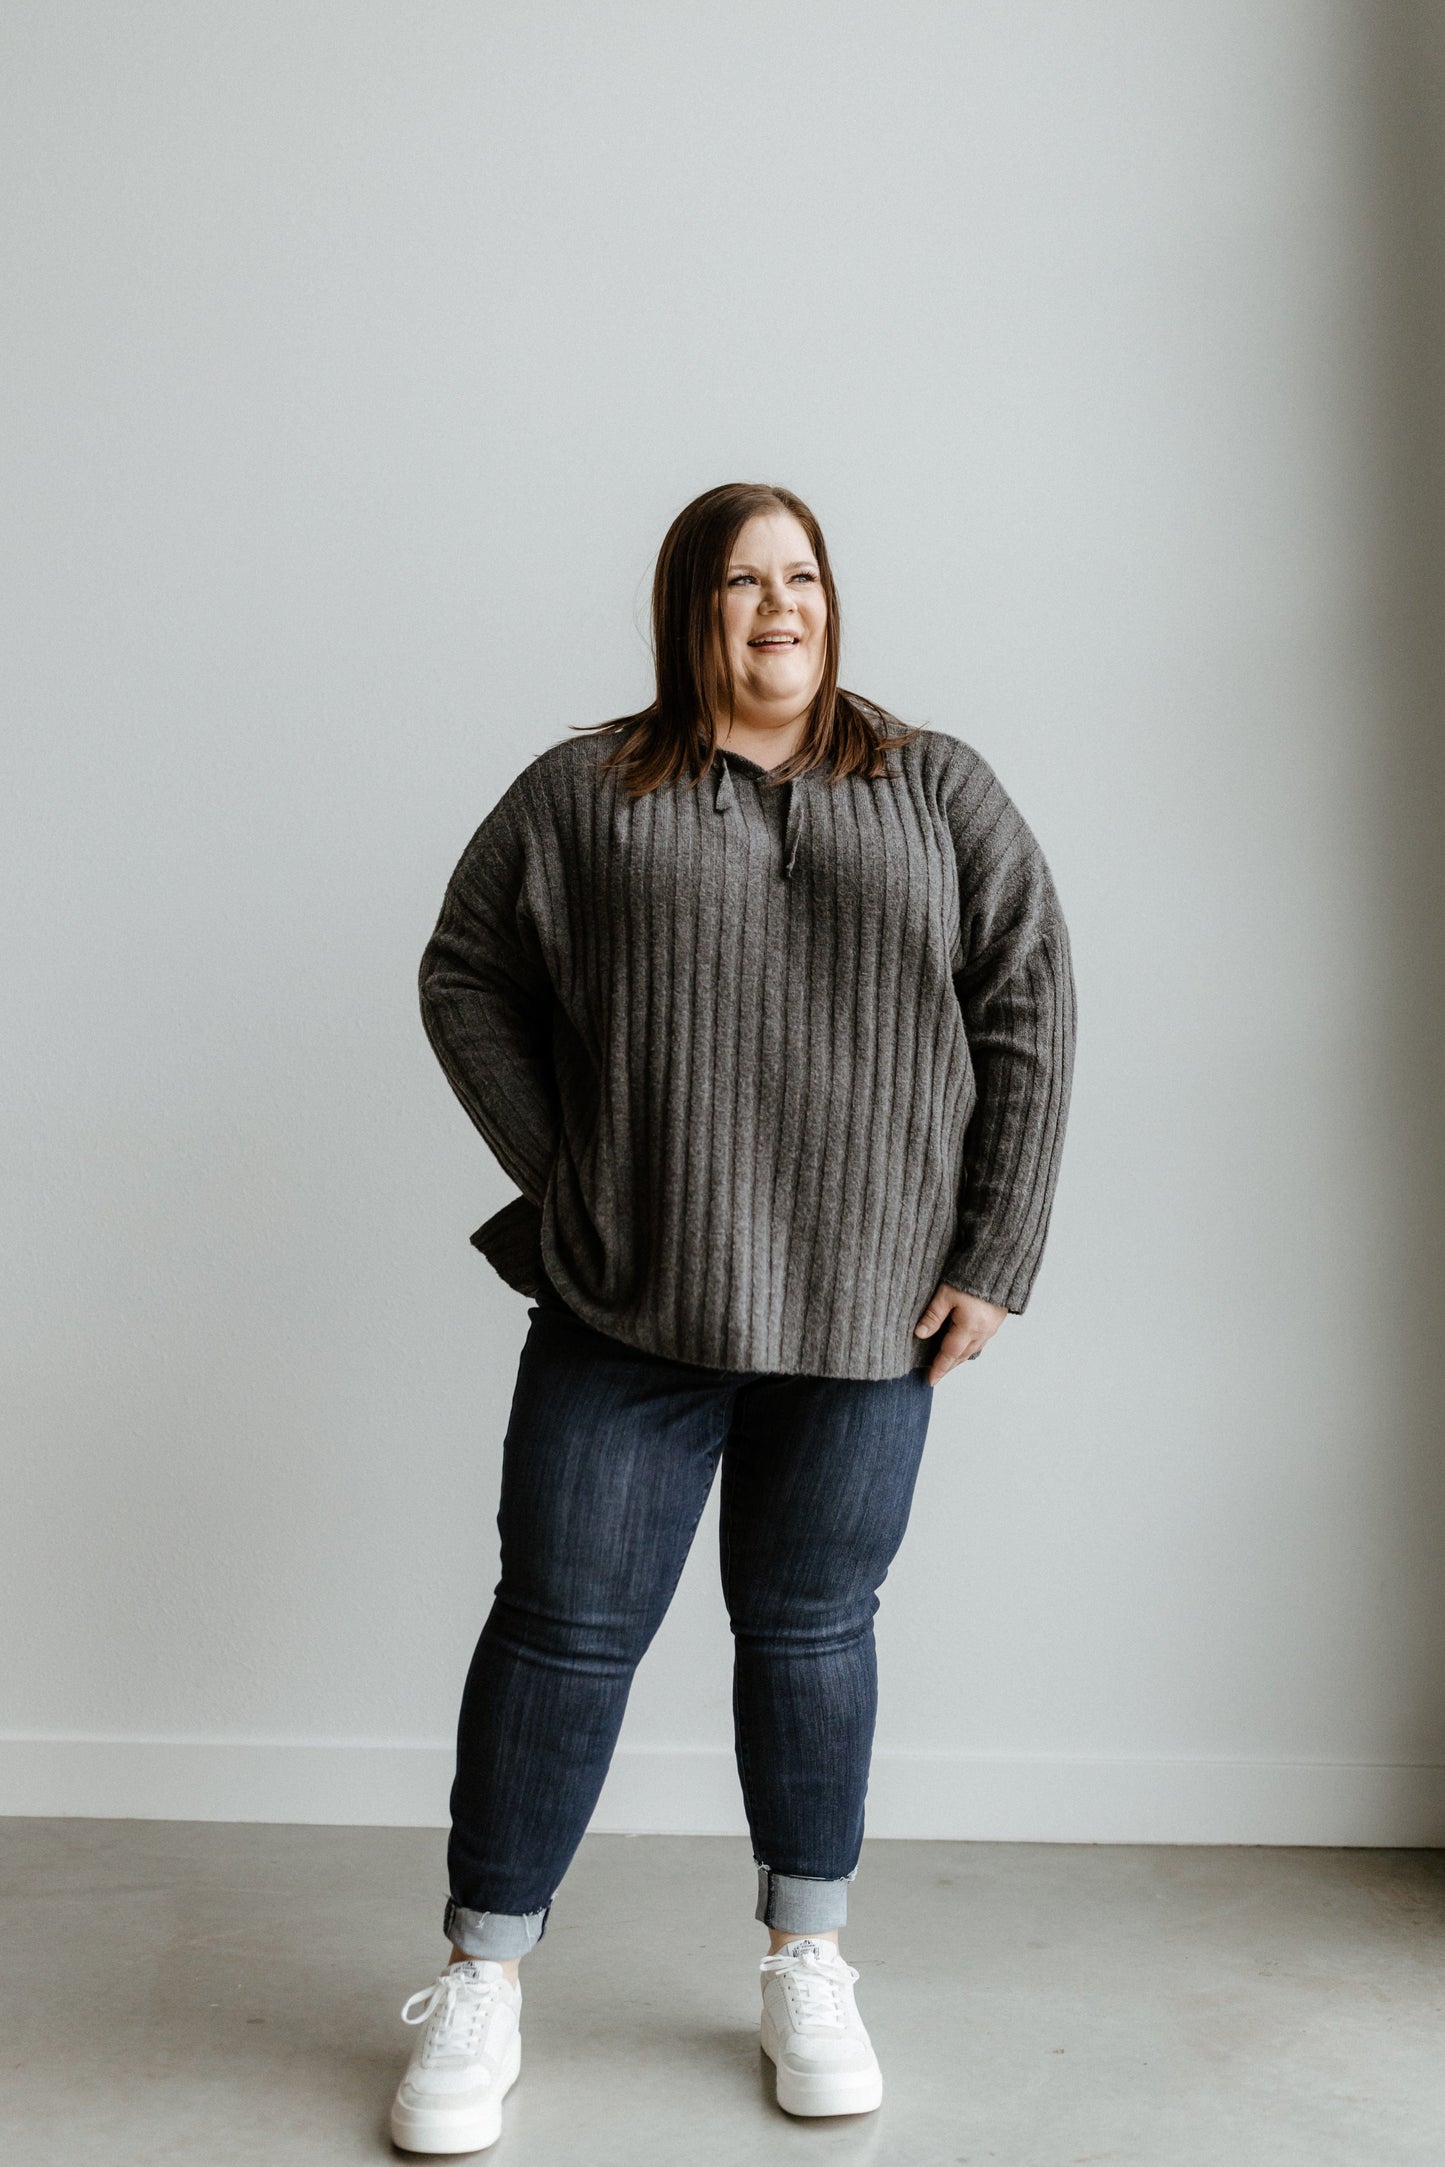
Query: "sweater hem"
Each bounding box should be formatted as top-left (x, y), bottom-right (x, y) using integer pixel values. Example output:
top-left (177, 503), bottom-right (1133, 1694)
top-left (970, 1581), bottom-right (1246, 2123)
top-left (535, 1288), bottom-right (930, 1386)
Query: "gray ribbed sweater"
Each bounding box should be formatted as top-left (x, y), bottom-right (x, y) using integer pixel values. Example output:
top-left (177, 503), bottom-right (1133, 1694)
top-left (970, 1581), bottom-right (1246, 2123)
top-left (418, 720), bottom-right (1076, 1381)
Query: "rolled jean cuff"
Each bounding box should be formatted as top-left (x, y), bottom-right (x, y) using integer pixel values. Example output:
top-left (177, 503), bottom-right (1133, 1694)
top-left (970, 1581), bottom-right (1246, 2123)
top-left (755, 1862), bottom-right (856, 1934)
top-left (444, 1897), bottom-right (550, 1960)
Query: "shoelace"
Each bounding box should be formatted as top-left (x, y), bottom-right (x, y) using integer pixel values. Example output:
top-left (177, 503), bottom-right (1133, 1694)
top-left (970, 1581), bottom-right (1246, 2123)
top-left (759, 1947), bottom-right (861, 2029)
top-left (399, 1967), bottom-right (504, 2060)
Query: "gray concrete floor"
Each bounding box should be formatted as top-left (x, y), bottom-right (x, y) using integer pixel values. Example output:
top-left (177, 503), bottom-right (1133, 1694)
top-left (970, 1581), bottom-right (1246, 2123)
top-left (3, 1820), bottom-right (1443, 2165)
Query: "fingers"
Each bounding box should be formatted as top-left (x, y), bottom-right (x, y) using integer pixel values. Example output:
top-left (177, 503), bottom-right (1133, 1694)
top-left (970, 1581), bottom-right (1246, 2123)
top-left (924, 1325), bottom-right (988, 1385)
top-left (914, 1283), bottom-right (1009, 1383)
top-left (922, 1291), bottom-right (1013, 1378)
top-left (915, 1284), bottom-right (1005, 1336)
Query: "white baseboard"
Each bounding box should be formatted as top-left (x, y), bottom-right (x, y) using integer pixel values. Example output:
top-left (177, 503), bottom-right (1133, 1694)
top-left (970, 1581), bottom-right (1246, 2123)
top-left (2, 1737), bottom-right (1443, 1844)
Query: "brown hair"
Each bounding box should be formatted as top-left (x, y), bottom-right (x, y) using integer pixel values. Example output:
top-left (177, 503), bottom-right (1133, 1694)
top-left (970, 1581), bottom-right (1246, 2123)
top-left (572, 482), bottom-right (922, 797)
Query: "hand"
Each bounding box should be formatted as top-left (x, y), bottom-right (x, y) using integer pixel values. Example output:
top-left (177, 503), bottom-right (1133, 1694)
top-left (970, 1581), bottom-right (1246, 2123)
top-left (913, 1281), bottom-right (1008, 1384)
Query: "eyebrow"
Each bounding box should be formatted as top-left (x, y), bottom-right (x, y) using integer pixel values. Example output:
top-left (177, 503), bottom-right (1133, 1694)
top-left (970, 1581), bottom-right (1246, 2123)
top-left (728, 559), bottom-right (819, 572)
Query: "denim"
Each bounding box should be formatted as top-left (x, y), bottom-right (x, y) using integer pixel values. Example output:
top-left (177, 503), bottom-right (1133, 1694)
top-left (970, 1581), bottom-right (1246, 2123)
top-left (445, 1271), bottom-right (934, 1960)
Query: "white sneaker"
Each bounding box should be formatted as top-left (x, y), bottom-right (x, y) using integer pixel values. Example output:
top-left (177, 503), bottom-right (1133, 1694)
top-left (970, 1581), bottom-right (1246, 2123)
top-left (759, 1935), bottom-right (883, 2117)
top-left (389, 1959), bottom-right (523, 2154)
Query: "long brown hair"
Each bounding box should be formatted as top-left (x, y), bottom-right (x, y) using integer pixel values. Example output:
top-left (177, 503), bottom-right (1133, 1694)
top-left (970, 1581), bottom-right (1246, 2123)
top-left (573, 483), bottom-right (922, 797)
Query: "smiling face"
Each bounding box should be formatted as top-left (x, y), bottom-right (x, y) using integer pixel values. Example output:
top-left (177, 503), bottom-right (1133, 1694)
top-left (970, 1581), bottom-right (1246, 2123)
top-left (720, 509), bottom-right (828, 727)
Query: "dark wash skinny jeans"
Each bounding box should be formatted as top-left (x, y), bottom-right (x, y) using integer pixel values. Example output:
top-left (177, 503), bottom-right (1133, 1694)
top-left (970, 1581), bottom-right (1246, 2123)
top-left (445, 1271), bottom-right (935, 1960)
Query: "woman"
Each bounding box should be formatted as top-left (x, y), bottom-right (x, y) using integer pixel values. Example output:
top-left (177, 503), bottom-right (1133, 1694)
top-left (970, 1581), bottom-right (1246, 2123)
top-left (392, 482), bottom-right (1076, 2152)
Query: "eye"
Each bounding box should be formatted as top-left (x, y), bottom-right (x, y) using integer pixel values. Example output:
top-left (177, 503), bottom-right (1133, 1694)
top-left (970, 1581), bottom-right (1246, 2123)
top-left (791, 571), bottom-right (817, 583)
top-left (727, 573), bottom-right (757, 586)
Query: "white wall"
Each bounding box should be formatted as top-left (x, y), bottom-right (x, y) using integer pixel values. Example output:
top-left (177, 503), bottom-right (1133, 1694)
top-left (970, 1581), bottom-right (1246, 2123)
top-left (5, 1), bottom-right (1444, 1843)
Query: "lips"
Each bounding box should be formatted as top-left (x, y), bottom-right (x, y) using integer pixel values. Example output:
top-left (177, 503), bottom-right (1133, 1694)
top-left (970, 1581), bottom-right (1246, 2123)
top-left (748, 634), bottom-right (800, 647)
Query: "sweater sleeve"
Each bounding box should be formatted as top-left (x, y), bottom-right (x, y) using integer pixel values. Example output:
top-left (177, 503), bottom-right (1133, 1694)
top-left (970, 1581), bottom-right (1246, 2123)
top-left (936, 745), bottom-right (1077, 1314)
top-left (417, 776), bottom-right (561, 1216)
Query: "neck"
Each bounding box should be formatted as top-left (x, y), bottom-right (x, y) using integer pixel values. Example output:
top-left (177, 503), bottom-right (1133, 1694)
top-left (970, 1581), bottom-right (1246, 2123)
top-left (715, 710), bottom-right (811, 768)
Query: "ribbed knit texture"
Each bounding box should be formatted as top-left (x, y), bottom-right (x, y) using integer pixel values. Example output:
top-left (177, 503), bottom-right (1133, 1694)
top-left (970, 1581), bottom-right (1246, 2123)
top-left (418, 721), bottom-right (1076, 1381)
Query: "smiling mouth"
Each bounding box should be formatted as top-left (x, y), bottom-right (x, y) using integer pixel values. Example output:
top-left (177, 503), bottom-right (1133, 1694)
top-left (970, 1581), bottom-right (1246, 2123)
top-left (748, 634), bottom-right (801, 647)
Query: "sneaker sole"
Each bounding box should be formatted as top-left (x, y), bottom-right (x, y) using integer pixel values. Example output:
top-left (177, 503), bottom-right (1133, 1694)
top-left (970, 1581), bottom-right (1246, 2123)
top-left (761, 2038), bottom-right (883, 2118)
top-left (389, 2030), bottom-right (521, 2154)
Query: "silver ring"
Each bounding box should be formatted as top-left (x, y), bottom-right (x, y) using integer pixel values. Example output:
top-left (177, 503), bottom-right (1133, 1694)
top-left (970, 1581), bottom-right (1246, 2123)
top-left (966, 1352), bottom-right (982, 1361)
